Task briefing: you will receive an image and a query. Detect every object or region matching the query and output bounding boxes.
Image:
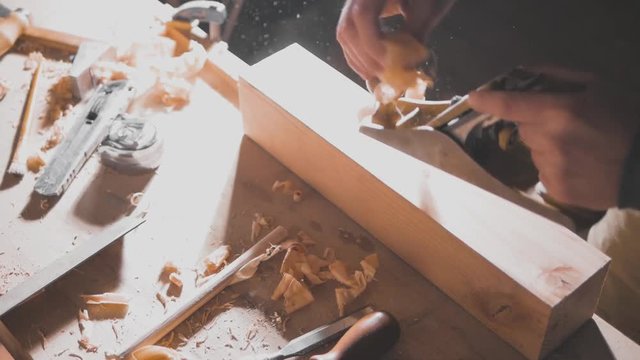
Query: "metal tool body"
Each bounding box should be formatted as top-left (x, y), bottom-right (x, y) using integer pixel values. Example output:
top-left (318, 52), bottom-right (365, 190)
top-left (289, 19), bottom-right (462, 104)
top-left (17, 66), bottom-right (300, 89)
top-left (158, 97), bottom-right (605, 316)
top-left (34, 80), bottom-right (136, 197)
top-left (257, 306), bottom-right (375, 360)
top-left (172, 1), bottom-right (227, 41)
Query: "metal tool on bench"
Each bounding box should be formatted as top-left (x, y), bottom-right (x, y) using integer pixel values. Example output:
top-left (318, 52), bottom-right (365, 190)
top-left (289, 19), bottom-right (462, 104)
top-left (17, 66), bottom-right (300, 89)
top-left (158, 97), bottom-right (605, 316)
top-left (172, 0), bottom-right (227, 42)
top-left (34, 80), bottom-right (137, 197)
top-left (254, 306), bottom-right (400, 360)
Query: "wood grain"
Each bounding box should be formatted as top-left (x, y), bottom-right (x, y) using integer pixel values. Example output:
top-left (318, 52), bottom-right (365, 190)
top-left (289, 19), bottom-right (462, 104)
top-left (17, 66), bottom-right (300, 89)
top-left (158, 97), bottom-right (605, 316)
top-left (239, 44), bottom-right (611, 359)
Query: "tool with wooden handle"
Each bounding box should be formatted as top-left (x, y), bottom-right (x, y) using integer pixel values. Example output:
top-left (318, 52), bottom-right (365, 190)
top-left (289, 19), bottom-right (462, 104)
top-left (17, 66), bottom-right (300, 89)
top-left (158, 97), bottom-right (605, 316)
top-left (310, 311), bottom-right (400, 360)
top-left (0, 4), bottom-right (29, 57)
top-left (254, 308), bottom-right (400, 360)
top-left (7, 60), bottom-right (42, 175)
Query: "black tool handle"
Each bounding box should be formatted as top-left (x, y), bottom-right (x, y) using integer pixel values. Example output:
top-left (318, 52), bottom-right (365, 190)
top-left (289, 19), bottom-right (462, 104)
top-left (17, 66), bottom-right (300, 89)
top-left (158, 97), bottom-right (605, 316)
top-left (309, 311), bottom-right (400, 360)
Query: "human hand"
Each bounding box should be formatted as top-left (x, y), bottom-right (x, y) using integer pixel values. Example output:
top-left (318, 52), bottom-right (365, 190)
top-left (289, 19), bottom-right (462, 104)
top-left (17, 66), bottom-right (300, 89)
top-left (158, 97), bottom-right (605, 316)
top-left (468, 68), bottom-right (640, 210)
top-left (336, 0), bottom-right (456, 80)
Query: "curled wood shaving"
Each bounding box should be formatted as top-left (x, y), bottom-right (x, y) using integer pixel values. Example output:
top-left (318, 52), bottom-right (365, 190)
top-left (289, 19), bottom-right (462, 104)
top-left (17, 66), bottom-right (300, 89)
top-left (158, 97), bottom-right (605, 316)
top-left (169, 272), bottom-right (183, 289)
top-left (81, 293), bottom-right (130, 320)
top-left (156, 290), bottom-right (168, 310)
top-left (272, 180), bottom-right (294, 194)
top-left (202, 245), bottom-right (231, 277)
top-left (333, 253), bottom-right (380, 316)
top-left (329, 260), bottom-right (355, 287)
top-left (229, 243), bottom-right (287, 285)
top-left (130, 345), bottom-right (183, 360)
top-left (271, 273), bottom-right (314, 314)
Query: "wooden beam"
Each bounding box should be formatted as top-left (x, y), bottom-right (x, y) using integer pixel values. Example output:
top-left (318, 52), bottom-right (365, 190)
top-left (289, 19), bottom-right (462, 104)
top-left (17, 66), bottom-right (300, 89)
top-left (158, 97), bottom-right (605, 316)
top-left (238, 44), bottom-right (610, 359)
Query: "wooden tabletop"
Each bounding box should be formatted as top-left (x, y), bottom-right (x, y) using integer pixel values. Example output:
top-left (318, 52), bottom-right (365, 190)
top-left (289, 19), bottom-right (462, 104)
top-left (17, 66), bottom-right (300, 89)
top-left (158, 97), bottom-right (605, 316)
top-left (0, 1), bottom-right (638, 359)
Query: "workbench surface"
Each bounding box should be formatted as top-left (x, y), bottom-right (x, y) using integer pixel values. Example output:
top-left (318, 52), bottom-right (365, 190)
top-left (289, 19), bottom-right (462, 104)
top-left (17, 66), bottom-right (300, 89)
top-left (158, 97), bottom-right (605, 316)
top-left (1, 1), bottom-right (639, 359)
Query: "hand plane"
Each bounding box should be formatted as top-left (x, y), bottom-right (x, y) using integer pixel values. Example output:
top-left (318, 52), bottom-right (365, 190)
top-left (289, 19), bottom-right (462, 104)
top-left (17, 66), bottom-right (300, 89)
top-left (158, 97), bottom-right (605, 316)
top-left (361, 67), bottom-right (598, 229)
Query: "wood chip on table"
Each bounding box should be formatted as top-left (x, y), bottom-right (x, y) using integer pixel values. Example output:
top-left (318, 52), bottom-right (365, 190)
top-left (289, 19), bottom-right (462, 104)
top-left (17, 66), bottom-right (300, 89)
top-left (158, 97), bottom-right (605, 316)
top-left (81, 293), bottom-right (130, 320)
top-left (292, 189), bottom-right (303, 202)
top-left (202, 245), bottom-right (231, 277)
top-left (296, 230), bottom-right (316, 246)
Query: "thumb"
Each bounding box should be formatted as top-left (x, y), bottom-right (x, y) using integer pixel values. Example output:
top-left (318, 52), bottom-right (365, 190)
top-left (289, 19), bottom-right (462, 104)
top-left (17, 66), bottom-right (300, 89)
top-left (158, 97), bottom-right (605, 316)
top-left (468, 90), bottom-right (567, 124)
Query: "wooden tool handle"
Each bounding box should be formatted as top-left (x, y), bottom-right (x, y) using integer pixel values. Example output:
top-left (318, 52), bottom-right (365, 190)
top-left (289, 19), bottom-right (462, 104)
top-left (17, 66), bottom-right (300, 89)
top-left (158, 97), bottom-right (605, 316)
top-left (310, 311), bottom-right (400, 360)
top-left (0, 12), bottom-right (28, 57)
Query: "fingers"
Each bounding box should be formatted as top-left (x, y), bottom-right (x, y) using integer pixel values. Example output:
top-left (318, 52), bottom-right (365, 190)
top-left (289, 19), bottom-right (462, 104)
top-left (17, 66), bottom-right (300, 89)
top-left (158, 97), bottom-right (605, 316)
top-left (337, 0), bottom-right (387, 80)
top-left (468, 90), bottom-right (571, 124)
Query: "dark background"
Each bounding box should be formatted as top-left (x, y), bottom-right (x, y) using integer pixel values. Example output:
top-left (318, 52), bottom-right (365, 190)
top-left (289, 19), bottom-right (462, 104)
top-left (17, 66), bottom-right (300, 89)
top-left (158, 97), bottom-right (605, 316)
top-left (167, 0), bottom-right (640, 98)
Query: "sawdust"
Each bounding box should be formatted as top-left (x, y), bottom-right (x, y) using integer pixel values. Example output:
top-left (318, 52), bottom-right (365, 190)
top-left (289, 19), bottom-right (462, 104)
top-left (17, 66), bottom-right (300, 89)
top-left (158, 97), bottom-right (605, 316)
top-left (41, 125), bottom-right (64, 151)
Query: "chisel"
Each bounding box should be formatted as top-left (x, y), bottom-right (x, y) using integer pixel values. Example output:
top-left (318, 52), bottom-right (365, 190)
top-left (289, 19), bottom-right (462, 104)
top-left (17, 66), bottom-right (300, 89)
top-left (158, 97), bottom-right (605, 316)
top-left (254, 307), bottom-right (400, 360)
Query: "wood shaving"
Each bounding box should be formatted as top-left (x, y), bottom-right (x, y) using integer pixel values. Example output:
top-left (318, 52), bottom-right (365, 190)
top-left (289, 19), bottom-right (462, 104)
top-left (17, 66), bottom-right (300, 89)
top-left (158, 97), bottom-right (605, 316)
top-left (45, 76), bottom-right (76, 125)
top-left (272, 273), bottom-right (314, 314)
top-left (130, 345), bottom-right (183, 360)
top-left (26, 153), bottom-right (46, 173)
top-left (77, 309), bottom-right (97, 352)
top-left (202, 245), bottom-right (231, 277)
top-left (81, 293), bottom-right (130, 320)
top-left (195, 335), bottom-right (208, 347)
top-left (156, 290), bottom-right (168, 310)
top-left (333, 253), bottom-right (380, 316)
top-left (292, 190), bottom-right (303, 202)
top-left (329, 260), bottom-right (355, 287)
top-left (169, 272), bottom-right (183, 289)
top-left (68, 353), bottom-right (84, 359)
top-left (78, 338), bottom-right (98, 353)
top-left (271, 179), bottom-right (294, 195)
top-left (229, 243), bottom-right (287, 285)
